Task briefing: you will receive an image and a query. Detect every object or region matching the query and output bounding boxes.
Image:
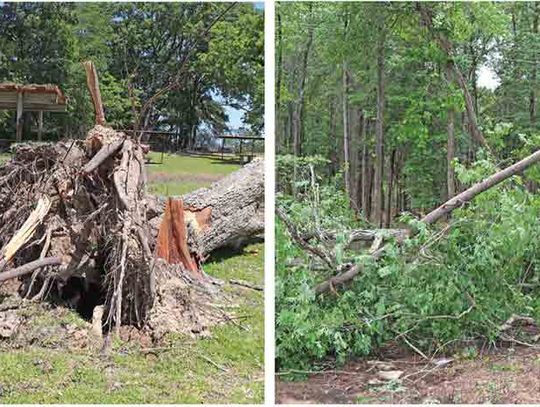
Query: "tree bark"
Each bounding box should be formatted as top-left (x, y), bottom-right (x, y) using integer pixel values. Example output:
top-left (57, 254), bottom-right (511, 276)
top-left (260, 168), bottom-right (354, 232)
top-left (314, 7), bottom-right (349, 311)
top-left (276, 10), bottom-right (284, 150)
top-left (356, 110), bottom-right (365, 211)
top-left (342, 61), bottom-right (350, 196)
top-left (531, 2), bottom-right (539, 126)
top-left (292, 8), bottom-right (314, 194)
top-left (447, 63), bottom-right (456, 200)
top-left (150, 159), bottom-right (264, 257)
top-left (362, 119), bottom-right (371, 219)
top-left (372, 32), bottom-right (385, 227)
top-left (385, 149), bottom-right (395, 227)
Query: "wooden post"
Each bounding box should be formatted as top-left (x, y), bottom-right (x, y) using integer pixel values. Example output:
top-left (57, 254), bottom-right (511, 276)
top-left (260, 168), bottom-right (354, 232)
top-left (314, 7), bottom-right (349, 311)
top-left (221, 138), bottom-right (225, 160)
top-left (239, 139), bottom-right (243, 163)
top-left (37, 110), bottom-right (43, 141)
top-left (16, 92), bottom-right (23, 142)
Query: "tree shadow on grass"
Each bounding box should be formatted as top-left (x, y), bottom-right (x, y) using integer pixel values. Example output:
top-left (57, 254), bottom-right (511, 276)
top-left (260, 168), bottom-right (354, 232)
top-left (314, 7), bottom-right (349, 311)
top-left (205, 236), bottom-right (264, 264)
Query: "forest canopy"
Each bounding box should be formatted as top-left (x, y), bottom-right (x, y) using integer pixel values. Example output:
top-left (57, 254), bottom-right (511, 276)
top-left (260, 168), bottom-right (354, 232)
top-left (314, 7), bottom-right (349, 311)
top-left (0, 2), bottom-right (264, 140)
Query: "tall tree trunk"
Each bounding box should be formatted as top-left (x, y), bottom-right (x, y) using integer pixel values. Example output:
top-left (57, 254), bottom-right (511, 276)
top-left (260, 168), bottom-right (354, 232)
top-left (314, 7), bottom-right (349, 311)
top-left (418, 4), bottom-right (489, 151)
top-left (447, 63), bottom-right (456, 200)
top-left (292, 6), bottom-right (314, 195)
top-left (356, 110), bottom-right (365, 210)
top-left (372, 31), bottom-right (385, 227)
top-left (361, 119), bottom-right (370, 219)
top-left (385, 149), bottom-right (395, 227)
top-left (342, 61), bottom-right (350, 196)
top-left (328, 100), bottom-right (338, 177)
top-left (276, 10), bottom-right (284, 150)
top-left (531, 2), bottom-right (539, 126)
top-left (342, 11), bottom-right (351, 199)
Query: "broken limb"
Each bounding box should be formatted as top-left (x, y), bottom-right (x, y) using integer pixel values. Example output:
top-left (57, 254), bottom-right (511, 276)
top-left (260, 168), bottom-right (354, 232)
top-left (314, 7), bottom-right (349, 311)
top-left (315, 147), bottom-right (540, 294)
top-left (0, 257), bottom-right (61, 283)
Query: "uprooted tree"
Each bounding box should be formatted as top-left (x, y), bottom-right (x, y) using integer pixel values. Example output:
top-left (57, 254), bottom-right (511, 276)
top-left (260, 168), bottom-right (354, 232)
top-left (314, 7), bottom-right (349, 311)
top-left (0, 62), bottom-right (264, 339)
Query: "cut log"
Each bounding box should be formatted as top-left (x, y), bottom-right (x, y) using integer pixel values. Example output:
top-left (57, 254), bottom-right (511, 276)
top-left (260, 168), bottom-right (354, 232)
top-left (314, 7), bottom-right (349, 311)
top-left (314, 148), bottom-right (540, 294)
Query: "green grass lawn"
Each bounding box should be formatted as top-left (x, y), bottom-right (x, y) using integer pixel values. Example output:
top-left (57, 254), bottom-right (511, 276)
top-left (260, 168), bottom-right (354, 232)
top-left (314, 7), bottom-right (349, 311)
top-left (0, 152), bottom-right (240, 196)
top-left (0, 243), bottom-right (264, 404)
top-left (146, 152), bottom-right (240, 196)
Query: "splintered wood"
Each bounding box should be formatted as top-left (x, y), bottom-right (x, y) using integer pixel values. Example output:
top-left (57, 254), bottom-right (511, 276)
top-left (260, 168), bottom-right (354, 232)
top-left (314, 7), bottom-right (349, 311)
top-left (0, 60), bottom-right (265, 337)
top-left (2, 196), bottom-right (51, 263)
top-left (156, 198), bottom-right (200, 276)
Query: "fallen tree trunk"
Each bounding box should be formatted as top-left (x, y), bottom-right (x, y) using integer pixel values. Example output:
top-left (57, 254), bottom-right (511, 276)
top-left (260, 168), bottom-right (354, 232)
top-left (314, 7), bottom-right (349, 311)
top-left (314, 148), bottom-right (540, 294)
top-left (155, 158), bottom-right (264, 256)
top-left (302, 228), bottom-right (409, 244)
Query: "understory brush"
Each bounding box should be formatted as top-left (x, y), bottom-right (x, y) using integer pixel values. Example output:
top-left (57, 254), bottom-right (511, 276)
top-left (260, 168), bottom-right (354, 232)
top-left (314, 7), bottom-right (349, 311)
top-left (276, 155), bottom-right (540, 372)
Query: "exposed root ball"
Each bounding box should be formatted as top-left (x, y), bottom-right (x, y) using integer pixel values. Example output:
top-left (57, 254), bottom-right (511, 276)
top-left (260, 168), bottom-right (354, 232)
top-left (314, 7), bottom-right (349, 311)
top-left (0, 125), bottom-right (264, 337)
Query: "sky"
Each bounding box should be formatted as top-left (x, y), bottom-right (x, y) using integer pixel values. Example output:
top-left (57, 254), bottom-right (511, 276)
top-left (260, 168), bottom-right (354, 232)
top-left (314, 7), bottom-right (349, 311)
top-left (477, 64), bottom-right (501, 91)
top-left (224, 105), bottom-right (244, 131)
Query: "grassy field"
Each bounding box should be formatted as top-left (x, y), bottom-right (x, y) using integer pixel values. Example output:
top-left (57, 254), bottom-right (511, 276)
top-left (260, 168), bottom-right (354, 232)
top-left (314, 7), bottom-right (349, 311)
top-left (0, 153), bottom-right (264, 403)
top-left (146, 152), bottom-right (240, 196)
top-left (0, 152), bottom-right (240, 196)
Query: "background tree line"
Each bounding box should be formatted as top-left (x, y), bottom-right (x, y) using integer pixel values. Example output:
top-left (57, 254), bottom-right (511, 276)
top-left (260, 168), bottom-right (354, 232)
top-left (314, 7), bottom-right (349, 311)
top-left (0, 2), bottom-right (264, 142)
top-left (276, 2), bottom-right (540, 226)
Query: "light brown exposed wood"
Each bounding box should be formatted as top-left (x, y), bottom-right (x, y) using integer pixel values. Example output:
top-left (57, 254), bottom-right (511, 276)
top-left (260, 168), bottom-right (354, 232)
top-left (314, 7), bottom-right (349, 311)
top-left (83, 61), bottom-right (106, 126)
top-left (2, 196), bottom-right (51, 262)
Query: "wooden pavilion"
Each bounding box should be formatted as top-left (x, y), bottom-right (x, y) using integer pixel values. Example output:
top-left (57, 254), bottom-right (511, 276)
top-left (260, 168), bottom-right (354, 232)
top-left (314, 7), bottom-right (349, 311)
top-left (0, 83), bottom-right (67, 142)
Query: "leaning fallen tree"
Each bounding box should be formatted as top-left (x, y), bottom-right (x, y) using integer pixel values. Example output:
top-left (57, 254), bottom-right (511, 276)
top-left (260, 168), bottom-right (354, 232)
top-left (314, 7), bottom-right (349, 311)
top-left (0, 63), bottom-right (264, 338)
top-left (279, 147), bottom-right (540, 294)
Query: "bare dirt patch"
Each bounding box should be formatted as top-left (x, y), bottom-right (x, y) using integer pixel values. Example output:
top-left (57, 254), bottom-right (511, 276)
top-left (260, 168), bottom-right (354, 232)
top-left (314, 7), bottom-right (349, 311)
top-left (276, 345), bottom-right (540, 404)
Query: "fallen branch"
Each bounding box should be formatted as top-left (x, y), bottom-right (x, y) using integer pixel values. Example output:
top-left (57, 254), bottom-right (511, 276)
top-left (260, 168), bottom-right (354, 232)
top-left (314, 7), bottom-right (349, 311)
top-left (229, 279), bottom-right (263, 291)
top-left (276, 206), bottom-right (335, 269)
top-left (315, 148), bottom-right (540, 293)
top-left (0, 257), bottom-right (61, 283)
top-left (82, 138), bottom-right (124, 174)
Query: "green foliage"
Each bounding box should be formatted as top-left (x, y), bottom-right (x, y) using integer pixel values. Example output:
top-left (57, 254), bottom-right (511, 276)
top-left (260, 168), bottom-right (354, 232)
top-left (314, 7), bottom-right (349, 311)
top-left (0, 3), bottom-right (263, 139)
top-left (277, 154), bottom-right (540, 371)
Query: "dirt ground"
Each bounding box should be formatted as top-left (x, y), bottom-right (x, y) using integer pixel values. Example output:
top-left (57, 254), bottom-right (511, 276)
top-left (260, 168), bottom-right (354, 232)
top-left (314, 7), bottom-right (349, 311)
top-left (276, 345), bottom-right (540, 404)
